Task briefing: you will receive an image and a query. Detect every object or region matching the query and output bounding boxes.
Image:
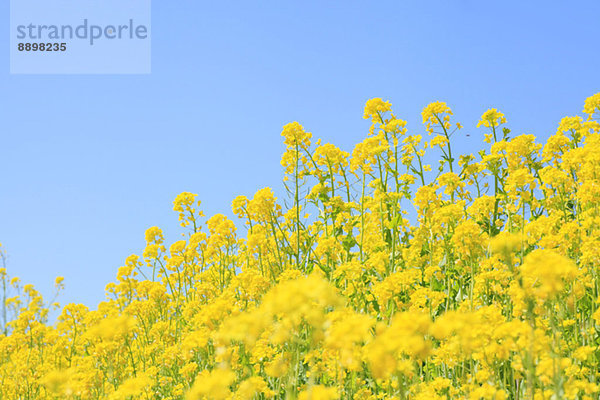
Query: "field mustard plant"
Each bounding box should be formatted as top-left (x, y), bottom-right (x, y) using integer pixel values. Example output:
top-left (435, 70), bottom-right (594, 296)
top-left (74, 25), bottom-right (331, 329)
top-left (2, 93), bottom-right (600, 399)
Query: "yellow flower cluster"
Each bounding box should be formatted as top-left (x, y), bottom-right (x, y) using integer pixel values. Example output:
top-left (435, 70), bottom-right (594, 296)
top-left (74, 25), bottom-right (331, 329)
top-left (2, 93), bottom-right (600, 400)
top-left (477, 108), bottom-right (507, 129)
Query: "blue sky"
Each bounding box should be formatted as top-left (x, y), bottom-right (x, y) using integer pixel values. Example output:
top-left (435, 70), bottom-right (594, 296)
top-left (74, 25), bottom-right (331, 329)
top-left (1, 1), bottom-right (599, 310)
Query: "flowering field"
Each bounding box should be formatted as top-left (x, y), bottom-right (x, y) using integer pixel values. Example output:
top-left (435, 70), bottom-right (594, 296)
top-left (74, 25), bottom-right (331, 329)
top-left (2, 93), bottom-right (600, 400)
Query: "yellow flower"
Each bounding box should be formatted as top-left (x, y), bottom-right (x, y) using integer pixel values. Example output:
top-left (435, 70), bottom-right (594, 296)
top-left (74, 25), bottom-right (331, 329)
top-left (109, 374), bottom-right (153, 400)
top-left (477, 108), bottom-right (506, 128)
top-left (520, 249), bottom-right (578, 300)
top-left (144, 226), bottom-right (164, 244)
top-left (281, 121), bottom-right (312, 149)
top-left (298, 385), bottom-right (338, 400)
top-left (363, 98), bottom-right (391, 122)
top-left (583, 92), bottom-right (600, 119)
top-left (422, 101), bottom-right (452, 134)
top-left (234, 377), bottom-right (274, 400)
top-left (186, 369), bottom-right (235, 400)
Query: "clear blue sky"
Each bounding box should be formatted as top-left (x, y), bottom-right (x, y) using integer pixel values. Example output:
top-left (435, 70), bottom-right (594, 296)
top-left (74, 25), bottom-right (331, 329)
top-left (1, 1), bottom-right (599, 310)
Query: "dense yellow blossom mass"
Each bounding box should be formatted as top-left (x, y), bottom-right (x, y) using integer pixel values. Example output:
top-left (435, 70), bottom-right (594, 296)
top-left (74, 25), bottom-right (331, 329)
top-left (2, 93), bottom-right (600, 399)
